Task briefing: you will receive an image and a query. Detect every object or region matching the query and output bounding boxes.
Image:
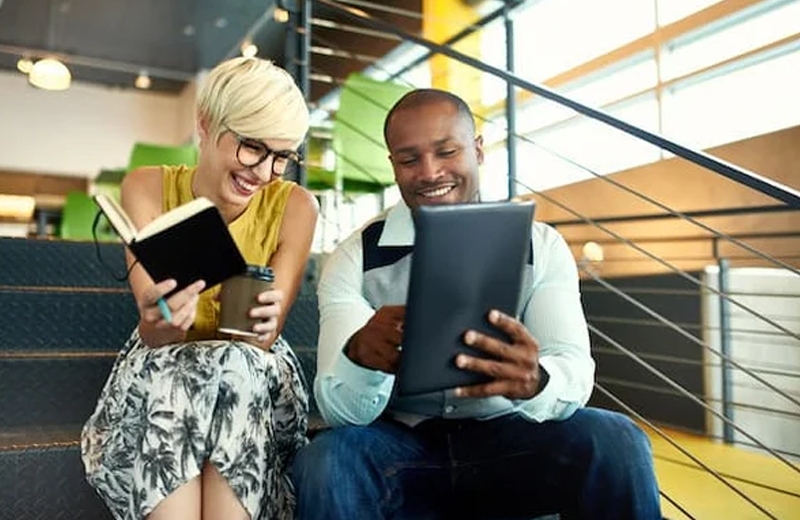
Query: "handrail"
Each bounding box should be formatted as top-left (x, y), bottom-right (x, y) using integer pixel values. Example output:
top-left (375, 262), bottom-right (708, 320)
top-left (314, 0), bottom-right (800, 208)
top-left (308, 28), bottom-right (800, 278)
top-left (546, 204), bottom-right (799, 226)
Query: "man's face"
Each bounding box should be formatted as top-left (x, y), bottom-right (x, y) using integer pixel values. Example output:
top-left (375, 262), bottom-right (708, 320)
top-left (386, 100), bottom-right (483, 210)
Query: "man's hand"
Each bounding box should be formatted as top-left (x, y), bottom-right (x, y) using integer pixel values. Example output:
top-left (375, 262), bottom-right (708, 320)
top-left (345, 305), bottom-right (405, 374)
top-left (454, 309), bottom-right (547, 399)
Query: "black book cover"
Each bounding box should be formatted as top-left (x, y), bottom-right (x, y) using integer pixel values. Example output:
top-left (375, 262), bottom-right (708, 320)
top-left (128, 206), bottom-right (247, 293)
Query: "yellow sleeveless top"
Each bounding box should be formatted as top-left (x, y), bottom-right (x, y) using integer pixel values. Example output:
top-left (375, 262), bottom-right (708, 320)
top-left (161, 165), bottom-right (295, 340)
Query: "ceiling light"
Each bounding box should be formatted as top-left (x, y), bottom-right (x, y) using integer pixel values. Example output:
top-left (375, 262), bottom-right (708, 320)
top-left (17, 57), bottom-right (33, 74)
top-left (28, 58), bottom-right (71, 91)
top-left (135, 70), bottom-right (151, 89)
top-left (183, 24), bottom-right (195, 36)
top-left (214, 17), bottom-right (228, 29)
top-left (241, 42), bottom-right (258, 58)
top-left (274, 7), bottom-right (289, 23)
top-left (0, 195), bottom-right (36, 220)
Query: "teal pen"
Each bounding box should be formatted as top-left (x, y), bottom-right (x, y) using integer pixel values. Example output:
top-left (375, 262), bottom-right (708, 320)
top-left (157, 298), bottom-right (172, 323)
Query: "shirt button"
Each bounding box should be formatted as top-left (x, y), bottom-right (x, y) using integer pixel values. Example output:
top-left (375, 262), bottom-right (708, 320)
top-left (444, 405), bottom-right (455, 414)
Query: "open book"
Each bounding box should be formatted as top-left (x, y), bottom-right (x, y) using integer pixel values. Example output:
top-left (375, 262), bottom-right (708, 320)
top-left (94, 194), bottom-right (247, 292)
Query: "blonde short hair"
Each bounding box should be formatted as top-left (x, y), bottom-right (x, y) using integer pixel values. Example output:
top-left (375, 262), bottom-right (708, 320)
top-left (197, 57), bottom-right (309, 147)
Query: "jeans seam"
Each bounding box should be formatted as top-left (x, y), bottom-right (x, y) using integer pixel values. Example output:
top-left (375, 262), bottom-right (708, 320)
top-left (382, 461), bottom-right (446, 478)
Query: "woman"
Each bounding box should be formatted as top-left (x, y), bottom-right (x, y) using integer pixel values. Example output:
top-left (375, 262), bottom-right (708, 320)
top-left (81, 57), bottom-right (318, 520)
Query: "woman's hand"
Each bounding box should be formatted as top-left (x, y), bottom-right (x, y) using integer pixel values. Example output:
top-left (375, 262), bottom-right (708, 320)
top-left (138, 279), bottom-right (206, 344)
top-left (246, 288), bottom-right (284, 346)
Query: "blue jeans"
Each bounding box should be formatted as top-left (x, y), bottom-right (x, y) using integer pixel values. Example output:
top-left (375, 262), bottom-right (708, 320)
top-left (291, 407), bottom-right (661, 520)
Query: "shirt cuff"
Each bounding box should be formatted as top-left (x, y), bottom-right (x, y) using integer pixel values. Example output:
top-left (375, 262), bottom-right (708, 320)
top-left (514, 355), bottom-right (567, 422)
top-left (332, 348), bottom-right (394, 390)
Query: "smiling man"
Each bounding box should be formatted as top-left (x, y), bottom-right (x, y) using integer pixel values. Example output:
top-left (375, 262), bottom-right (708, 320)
top-left (291, 89), bottom-right (662, 520)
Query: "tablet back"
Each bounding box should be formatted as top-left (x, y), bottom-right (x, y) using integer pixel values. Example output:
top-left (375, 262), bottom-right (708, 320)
top-left (397, 201), bottom-right (535, 396)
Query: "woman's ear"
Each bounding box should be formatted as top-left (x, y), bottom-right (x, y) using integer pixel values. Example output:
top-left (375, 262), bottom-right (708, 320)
top-left (197, 115), bottom-right (210, 144)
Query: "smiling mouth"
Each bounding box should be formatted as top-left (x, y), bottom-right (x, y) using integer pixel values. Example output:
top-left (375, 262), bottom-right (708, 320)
top-left (231, 173), bottom-right (259, 195)
top-left (418, 184), bottom-right (456, 198)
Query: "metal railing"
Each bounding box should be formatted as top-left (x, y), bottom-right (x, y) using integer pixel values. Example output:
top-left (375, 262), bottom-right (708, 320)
top-left (297, 1), bottom-right (800, 518)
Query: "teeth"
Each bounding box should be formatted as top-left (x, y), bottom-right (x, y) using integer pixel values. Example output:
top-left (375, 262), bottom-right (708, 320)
top-left (420, 185), bottom-right (454, 198)
top-left (233, 175), bottom-right (257, 193)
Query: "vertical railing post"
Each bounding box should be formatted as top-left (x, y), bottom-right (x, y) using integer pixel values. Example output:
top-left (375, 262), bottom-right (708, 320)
top-left (297, 0), bottom-right (312, 188)
top-left (283, 0), bottom-right (298, 81)
top-left (504, 1), bottom-right (517, 198)
top-left (718, 257), bottom-right (734, 443)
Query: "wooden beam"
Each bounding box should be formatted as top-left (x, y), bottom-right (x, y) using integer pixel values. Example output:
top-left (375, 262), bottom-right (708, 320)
top-left (0, 171), bottom-right (88, 198)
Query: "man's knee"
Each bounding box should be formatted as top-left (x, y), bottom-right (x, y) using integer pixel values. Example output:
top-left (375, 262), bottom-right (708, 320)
top-left (568, 408), bottom-right (653, 464)
top-left (292, 426), bottom-right (375, 489)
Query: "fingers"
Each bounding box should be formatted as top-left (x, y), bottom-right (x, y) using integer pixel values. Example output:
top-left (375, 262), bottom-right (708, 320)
top-left (462, 329), bottom-right (514, 361)
top-left (486, 309), bottom-right (531, 344)
top-left (455, 380), bottom-right (516, 399)
top-left (140, 279), bottom-right (205, 326)
top-left (255, 289), bottom-right (284, 306)
top-left (362, 340), bottom-right (401, 374)
top-left (250, 289), bottom-right (283, 341)
top-left (140, 279), bottom-right (177, 313)
top-left (455, 353), bottom-right (528, 381)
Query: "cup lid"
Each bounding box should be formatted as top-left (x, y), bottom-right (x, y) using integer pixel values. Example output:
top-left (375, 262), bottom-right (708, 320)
top-left (245, 264), bottom-right (274, 282)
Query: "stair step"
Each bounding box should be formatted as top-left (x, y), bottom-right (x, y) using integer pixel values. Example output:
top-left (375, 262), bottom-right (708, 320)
top-left (0, 357), bottom-right (114, 428)
top-left (0, 443), bottom-right (113, 520)
top-left (0, 291), bottom-right (137, 353)
top-left (0, 238), bottom-right (128, 289)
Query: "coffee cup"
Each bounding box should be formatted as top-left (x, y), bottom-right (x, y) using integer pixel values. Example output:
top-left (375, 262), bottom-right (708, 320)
top-left (218, 265), bottom-right (274, 338)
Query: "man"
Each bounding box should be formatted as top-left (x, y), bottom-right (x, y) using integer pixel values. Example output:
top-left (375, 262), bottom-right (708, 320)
top-left (291, 89), bottom-right (661, 519)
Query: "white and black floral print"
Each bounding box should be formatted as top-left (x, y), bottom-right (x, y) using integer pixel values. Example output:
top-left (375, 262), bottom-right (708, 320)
top-left (81, 331), bottom-right (309, 520)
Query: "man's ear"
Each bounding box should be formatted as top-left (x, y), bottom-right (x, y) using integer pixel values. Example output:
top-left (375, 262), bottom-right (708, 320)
top-left (474, 135), bottom-right (485, 165)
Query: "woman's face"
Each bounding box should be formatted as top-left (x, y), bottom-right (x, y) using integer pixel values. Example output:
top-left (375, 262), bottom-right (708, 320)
top-left (200, 123), bottom-right (299, 205)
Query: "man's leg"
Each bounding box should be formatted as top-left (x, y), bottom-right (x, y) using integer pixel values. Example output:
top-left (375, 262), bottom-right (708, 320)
top-left (448, 408), bottom-right (661, 520)
top-left (291, 418), bottom-right (450, 520)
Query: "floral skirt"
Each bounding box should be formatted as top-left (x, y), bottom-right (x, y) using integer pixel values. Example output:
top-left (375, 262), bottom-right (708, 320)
top-left (81, 330), bottom-right (309, 520)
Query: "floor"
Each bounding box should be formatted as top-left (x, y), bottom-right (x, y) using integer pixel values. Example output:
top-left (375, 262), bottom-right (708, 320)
top-left (645, 424), bottom-right (800, 520)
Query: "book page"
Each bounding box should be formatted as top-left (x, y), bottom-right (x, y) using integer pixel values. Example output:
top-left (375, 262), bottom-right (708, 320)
top-left (94, 194), bottom-right (136, 244)
top-left (136, 197), bottom-right (215, 241)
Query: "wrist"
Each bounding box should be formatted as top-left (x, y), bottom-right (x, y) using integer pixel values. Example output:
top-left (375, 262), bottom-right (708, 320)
top-left (534, 364), bottom-right (550, 396)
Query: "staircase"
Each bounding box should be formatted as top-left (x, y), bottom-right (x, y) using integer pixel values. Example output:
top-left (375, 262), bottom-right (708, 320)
top-left (0, 238), bottom-right (322, 519)
top-left (301, 1), bottom-right (800, 518)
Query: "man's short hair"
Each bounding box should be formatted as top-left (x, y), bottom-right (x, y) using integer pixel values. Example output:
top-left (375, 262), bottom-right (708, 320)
top-left (383, 89), bottom-right (476, 146)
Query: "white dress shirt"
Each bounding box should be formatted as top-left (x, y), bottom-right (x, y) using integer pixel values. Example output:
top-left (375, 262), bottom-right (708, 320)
top-left (314, 201), bottom-right (595, 427)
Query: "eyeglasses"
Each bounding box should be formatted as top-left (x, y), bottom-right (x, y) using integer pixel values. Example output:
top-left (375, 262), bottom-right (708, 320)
top-left (224, 126), bottom-right (302, 177)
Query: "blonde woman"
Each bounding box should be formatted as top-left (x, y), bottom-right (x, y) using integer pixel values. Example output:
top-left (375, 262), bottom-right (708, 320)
top-left (81, 57), bottom-right (318, 520)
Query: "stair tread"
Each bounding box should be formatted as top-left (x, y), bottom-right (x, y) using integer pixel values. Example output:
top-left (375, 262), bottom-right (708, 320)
top-left (0, 414), bottom-right (328, 452)
top-left (0, 424), bottom-right (82, 451)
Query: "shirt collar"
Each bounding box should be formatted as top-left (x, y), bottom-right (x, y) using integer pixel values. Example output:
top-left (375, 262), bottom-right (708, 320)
top-left (378, 200), bottom-right (414, 247)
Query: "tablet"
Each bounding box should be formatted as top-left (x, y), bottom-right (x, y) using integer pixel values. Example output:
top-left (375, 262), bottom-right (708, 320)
top-left (396, 201), bottom-right (535, 396)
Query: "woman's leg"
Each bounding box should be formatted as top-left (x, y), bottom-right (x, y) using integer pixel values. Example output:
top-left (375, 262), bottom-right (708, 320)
top-left (145, 476), bottom-right (201, 520)
top-left (201, 462), bottom-right (250, 520)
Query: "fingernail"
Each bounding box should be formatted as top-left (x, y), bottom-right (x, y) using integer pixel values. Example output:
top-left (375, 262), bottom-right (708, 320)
top-left (464, 331), bottom-right (475, 344)
top-left (455, 355), bottom-right (466, 368)
top-left (489, 310), bottom-right (499, 322)
top-left (454, 387), bottom-right (463, 397)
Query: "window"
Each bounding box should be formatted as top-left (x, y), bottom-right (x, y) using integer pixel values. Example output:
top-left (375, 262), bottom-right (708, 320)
top-left (480, 19), bottom-right (508, 107)
top-left (513, 52), bottom-right (658, 136)
top-left (657, 0), bottom-right (721, 25)
top-left (661, 0), bottom-right (800, 81)
top-left (513, 0), bottom-right (655, 82)
top-left (662, 43), bottom-right (800, 149)
top-left (516, 93), bottom-right (662, 191)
